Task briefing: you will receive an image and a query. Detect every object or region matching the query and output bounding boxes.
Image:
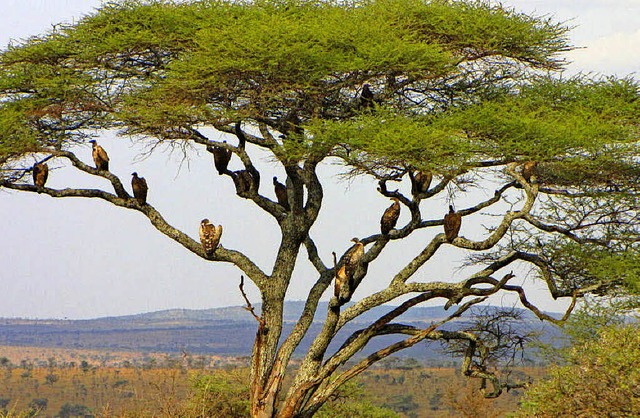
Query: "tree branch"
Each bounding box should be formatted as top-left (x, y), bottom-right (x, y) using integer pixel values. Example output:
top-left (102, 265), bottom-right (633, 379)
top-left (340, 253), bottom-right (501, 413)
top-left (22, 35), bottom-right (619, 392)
top-left (302, 297), bottom-right (487, 415)
top-left (0, 180), bottom-right (269, 288)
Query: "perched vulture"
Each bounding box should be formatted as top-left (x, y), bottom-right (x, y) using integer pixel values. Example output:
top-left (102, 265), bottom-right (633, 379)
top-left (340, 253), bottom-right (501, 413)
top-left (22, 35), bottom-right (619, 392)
top-left (232, 170), bottom-right (255, 195)
top-left (212, 141), bottom-right (232, 175)
top-left (522, 161), bottom-right (538, 183)
top-left (360, 84), bottom-right (375, 109)
top-left (380, 197), bottom-right (401, 235)
top-left (89, 140), bottom-right (109, 171)
top-left (411, 170), bottom-right (432, 195)
top-left (343, 237), bottom-right (365, 279)
top-left (199, 219), bottom-right (223, 256)
top-left (33, 162), bottom-right (48, 189)
top-left (273, 176), bottom-right (289, 210)
top-left (131, 172), bottom-right (148, 204)
top-left (443, 205), bottom-right (462, 242)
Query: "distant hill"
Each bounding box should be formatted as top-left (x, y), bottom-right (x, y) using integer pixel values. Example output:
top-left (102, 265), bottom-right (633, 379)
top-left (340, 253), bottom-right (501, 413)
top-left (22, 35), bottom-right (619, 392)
top-left (0, 302), bottom-right (561, 362)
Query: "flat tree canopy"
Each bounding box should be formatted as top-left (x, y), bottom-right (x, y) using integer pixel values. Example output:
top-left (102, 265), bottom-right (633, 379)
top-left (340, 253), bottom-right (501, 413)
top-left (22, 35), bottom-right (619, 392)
top-left (1, 0), bottom-right (639, 417)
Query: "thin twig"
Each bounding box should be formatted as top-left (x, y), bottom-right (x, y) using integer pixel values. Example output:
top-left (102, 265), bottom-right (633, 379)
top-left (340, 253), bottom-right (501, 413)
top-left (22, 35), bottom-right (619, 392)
top-left (240, 275), bottom-right (265, 328)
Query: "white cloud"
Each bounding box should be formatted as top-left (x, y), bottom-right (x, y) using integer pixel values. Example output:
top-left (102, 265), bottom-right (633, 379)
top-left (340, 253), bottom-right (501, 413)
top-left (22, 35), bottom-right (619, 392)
top-left (566, 29), bottom-right (640, 76)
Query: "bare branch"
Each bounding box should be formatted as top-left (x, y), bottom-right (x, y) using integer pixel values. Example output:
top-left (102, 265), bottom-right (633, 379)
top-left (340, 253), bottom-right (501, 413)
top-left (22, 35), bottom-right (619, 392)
top-left (523, 214), bottom-right (610, 246)
top-left (240, 275), bottom-right (266, 327)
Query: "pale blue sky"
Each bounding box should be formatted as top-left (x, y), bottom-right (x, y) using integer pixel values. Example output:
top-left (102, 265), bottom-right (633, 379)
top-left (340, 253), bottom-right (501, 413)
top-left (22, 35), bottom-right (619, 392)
top-left (0, 1), bottom-right (638, 319)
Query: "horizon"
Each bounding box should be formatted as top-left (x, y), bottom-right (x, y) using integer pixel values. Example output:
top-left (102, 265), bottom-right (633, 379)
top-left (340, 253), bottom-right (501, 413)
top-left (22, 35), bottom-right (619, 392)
top-left (0, 300), bottom-right (566, 321)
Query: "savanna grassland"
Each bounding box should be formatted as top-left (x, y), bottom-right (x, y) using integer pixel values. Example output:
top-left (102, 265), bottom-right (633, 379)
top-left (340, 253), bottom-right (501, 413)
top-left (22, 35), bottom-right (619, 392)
top-left (0, 346), bottom-right (544, 417)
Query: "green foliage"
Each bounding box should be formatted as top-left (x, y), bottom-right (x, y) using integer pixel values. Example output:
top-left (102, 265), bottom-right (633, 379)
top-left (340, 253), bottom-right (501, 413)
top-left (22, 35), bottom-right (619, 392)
top-left (308, 77), bottom-right (639, 173)
top-left (444, 77), bottom-right (640, 161)
top-left (0, 0), bottom-right (579, 161)
top-left (185, 370), bottom-right (251, 417)
top-left (516, 322), bottom-right (640, 417)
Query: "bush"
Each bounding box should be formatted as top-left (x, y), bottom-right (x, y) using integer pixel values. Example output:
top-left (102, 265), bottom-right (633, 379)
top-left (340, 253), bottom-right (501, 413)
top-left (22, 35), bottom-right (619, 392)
top-left (184, 370), bottom-right (250, 418)
top-left (516, 323), bottom-right (640, 416)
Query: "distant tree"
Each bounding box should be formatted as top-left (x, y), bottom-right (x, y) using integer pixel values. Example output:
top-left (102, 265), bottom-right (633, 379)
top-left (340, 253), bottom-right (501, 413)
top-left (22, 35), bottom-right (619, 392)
top-left (1, 0), bottom-right (638, 417)
top-left (27, 398), bottom-right (48, 412)
top-left (44, 373), bottom-right (59, 385)
top-left (381, 393), bottom-right (419, 416)
top-left (58, 403), bottom-right (91, 418)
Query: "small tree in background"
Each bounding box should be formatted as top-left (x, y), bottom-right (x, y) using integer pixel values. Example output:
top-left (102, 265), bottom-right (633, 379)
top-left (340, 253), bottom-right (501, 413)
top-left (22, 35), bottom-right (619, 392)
top-left (1, 0), bottom-right (638, 416)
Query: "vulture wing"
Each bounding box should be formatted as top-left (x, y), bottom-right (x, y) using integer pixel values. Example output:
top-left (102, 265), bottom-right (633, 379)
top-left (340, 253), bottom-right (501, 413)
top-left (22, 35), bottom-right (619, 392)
top-left (273, 177), bottom-right (289, 210)
top-left (412, 171), bottom-right (432, 195)
top-left (443, 211), bottom-right (461, 242)
top-left (380, 200), bottom-right (400, 235)
top-left (213, 146), bottom-right (232, 175)
top-left (132, 175), bottom-right (148, 204)
top-left (335, 265), bottom-right (348, 298)
top-left (344, 241), bottom-right (365, 278)
top-left (33, 163), bottom-right (49, 188)
top-left (200, 223), bottom-right (223, 256)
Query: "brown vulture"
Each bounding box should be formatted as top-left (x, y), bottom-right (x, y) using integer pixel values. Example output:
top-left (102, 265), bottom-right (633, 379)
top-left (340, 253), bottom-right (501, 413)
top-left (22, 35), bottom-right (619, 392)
top-left (199, 219), bottom-right (223, 256)
top-left (131, 172), bottom-right (148, 204)
top-left (333, 238), bottom-right (365, 303)
top-left (232, 170), bottom-right (255, 195)
top-left (89, 140), bottom-right (109, 171)
top-left (212, 141), bottom-right (232, 175)
top-left (443, 205), bottom-right (462, 242)
top-left (411, 170), bottom-right (432, 195)
top-left (522, 161), bottom-right (538, 183)
top-left (380, 197), bottom-right (401, 235)
top-left (343, 237), bottom-right (365, 279)
top-left (273, 176), bottom-right (289, 210)
top-left (33, 162), bottom-right (48, 189)
top-left (360, 83), bottom-right (375, 109)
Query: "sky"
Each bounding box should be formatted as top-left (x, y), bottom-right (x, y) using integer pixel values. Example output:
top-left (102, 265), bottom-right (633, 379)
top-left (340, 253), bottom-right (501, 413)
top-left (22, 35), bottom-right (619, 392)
top-left (0, 0), bottom-right (638, 319)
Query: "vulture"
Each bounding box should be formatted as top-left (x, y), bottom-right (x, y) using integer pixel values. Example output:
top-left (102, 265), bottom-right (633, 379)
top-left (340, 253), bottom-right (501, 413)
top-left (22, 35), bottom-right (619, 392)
top-left (360, 84), bottom-right (375, 109)
top-left (443, 205), bottom-right (462, 242)
top-left (343, 237), bottom-right (365, 279)
top-left (199, 219), bottom-right (223, 256)
top-left (522, 161), bottom-right (538, 183)
top-left (411, 170), bottom-right (432, 195)
top-left (232, 170), bottom-right (255, 195)
top-left (33, 162), bottom-right (49, 189)
top-left (333, 238), bottom-right (365, 304)
top-left (212, 141), bottom-right (232, 175)
top-left (131, 172), bottom-right (148, 204)
top-left (273, 176), bottom-right (289, 210)
top-left (380, 197), bottom-right (401, 235)
top-left (89, 140), bottom-right (109, 171)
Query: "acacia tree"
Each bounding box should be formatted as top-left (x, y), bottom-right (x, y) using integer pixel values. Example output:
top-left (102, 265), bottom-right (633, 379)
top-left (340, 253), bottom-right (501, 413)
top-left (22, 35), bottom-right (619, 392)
top-left (1, 0), bottom-right (639, 417)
